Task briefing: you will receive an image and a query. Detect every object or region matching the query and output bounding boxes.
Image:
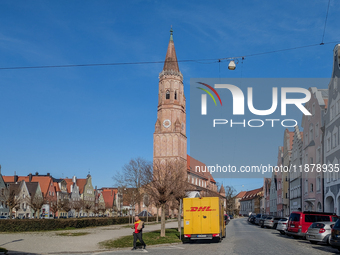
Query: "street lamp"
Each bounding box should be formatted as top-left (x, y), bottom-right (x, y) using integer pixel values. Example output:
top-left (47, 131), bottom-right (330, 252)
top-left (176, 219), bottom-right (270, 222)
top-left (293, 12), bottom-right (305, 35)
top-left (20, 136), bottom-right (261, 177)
top-left (228, 60), bottom-right (236, 70)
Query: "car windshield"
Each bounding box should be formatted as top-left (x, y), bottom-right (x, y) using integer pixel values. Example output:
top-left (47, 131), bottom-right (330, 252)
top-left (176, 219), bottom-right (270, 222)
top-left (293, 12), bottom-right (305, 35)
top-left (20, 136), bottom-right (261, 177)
top-left (266, 217), bottom-right (273, 220)
top-left (278, 219), bottom-right (287, 222)
top-left (256, 214), bottom-right (261, 218)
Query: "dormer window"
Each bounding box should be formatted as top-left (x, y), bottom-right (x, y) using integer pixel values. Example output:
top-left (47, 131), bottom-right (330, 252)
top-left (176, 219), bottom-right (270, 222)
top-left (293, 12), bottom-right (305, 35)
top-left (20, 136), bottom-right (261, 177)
top-left (166, 90), bottom-right (170, 99)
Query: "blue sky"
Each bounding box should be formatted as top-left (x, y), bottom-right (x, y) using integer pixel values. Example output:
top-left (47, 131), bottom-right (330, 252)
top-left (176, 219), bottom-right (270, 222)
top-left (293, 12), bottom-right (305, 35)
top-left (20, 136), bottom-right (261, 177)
top-left (0, 0), bottom-right (339, 193)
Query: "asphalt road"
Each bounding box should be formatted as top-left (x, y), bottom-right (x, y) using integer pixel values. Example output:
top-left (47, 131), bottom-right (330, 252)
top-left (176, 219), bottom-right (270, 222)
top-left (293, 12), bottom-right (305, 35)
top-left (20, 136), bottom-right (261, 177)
top-left (80, 217), bottom-right (340, 255)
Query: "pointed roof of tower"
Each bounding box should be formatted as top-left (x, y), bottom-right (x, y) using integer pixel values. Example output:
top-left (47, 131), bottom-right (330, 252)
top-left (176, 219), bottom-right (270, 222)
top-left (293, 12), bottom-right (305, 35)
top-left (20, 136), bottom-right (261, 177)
top-left (163, 27), bottom-right (179, 72)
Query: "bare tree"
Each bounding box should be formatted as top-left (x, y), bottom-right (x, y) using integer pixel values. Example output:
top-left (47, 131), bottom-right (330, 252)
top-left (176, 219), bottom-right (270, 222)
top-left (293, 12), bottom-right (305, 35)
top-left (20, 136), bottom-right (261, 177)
top-left (72, 200), bottom-right (84, 217)
top-left (113, 158), bottom-right (152, 214)
top-left (50, 201), bottom-right (59, 218)
top-left (60, 199), bottom-right (72, 218)
top-left (5, 188), bottom-right (20, 219)
top-left (143, 194), bottom-right (150, 223)
top-left (84, 200), bottom-right (94, 217)
top-left (144, 159), bottom-right (187, 237)
top-left (225, 186), bottom-right (237, 215)
top-left (29, 195), bottom-right (45, 219)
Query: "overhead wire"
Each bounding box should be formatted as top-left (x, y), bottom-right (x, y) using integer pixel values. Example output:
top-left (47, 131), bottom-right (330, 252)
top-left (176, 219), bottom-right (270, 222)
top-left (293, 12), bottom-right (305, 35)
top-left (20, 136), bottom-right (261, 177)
top-left (1, 40), bottom-right (340, 70)
top-left (321, 0), bottom-right (331, 45)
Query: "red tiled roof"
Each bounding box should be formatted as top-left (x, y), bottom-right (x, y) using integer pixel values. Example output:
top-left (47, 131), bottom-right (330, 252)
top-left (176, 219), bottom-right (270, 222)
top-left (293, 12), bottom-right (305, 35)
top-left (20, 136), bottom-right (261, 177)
top-left (63, 178), bottom-right (74, 193)
top-left (3, 175), bottom-right (53, 197)
top-left (324, 99), bottom-right (328, 109)
top-left (76, 179), bottom-right (87, 194)
top-left (187, 155), bottom-right (216, 183)
top-left (53, 182), bottom-right (60, 192)
top-left (235, 191), bottom-right (247, 198)
top-left (240, 187), bottom-right (263, 201)
top-left (101, 189), bottom-right (116, 209)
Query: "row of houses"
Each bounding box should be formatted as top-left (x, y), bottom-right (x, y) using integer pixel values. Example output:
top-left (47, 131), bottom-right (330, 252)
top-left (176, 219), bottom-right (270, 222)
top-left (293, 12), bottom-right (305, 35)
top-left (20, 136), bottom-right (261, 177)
top-left (237, 44), bottom-right (340, 217)
top-left (0, 168), bottom-right (118, 218)
top-left (261, 44), bottom-right (340, 217)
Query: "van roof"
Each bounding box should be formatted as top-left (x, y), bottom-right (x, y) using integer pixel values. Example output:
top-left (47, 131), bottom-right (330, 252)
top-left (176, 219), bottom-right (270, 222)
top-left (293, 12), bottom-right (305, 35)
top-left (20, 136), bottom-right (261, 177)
top-left (291, 211), bottom-right (337, 216)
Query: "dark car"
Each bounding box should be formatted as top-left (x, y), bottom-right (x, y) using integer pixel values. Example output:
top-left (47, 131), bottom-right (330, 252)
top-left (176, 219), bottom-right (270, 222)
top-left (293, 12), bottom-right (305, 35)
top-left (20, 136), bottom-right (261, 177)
top-left (330, 219), bottom-right (340, 250)
top-left (249, 214), bottom-right (256, 224)
top-left (229, 214), bottom-right (234, 219)
top-left (224, 214), bottom-right (230, 225)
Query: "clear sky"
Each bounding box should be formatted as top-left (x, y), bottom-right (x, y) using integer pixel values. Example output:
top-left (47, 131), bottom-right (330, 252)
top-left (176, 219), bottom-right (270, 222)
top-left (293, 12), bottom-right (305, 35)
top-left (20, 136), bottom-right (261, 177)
top-left (0, 1), bottom-right (339, 193)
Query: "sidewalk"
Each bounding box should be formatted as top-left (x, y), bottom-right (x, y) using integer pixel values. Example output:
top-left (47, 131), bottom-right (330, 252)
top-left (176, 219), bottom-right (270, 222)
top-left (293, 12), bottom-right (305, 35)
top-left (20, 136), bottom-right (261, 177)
top-left (0, 220), bottom-right (179, 254)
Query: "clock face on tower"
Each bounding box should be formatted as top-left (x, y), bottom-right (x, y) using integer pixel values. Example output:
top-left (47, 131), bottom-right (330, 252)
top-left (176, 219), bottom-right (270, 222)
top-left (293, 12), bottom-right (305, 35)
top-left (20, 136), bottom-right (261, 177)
top-left (163, 119), bottom-right (171, 128)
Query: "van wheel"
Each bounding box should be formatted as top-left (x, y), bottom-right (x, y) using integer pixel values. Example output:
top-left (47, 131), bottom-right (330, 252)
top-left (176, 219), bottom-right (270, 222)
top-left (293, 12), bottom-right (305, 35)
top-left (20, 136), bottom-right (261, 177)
top-left (310, 241), bottom-right (317, 244)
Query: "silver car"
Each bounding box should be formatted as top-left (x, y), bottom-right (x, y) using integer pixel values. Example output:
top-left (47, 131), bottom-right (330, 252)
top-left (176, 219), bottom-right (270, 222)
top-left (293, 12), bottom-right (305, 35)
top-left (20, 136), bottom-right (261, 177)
top-left (264, 216), bottom-right (275, 228)
top-left (276, 218), bottom-right (288, 234)
top-left (306, 222), bottom-right (334, 245)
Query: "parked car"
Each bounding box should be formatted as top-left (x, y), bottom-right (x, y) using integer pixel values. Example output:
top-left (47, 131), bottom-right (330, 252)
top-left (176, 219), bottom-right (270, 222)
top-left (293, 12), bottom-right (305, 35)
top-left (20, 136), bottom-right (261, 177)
top-left (306, 222), bottom-right (334, 245)
top-left (0, 215), bottom-right (8, 220)
top-left (276, 218), bottom-right (288, 235)
top-left (273, 217), bottom-right (287, 229)
top-left (229, 214), bottom-right (234, 219)
top-left (248, 214), bottom-right (256, 224)
top-left (256, 214), bottom-right (268, 226)
top-left (224, 214), bottom-right (230, 225)
top-left (286, 211), bottom-right (338, 239)
top-left (264, 216), bottom-right (275, 228)
top-left (330, 219), bottom-right (340, 251)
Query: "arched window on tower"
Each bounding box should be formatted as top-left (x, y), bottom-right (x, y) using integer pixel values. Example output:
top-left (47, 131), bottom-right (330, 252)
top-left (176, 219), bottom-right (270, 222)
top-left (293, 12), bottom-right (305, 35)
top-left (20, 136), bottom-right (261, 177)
top-left (166, 90), bottom-right (170, 99)
top-left (175, 91), bottom-right (177, 100)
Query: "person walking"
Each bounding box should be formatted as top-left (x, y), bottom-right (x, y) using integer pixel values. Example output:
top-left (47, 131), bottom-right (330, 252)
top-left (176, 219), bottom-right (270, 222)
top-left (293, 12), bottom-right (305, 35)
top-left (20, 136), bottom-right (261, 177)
top-left (132, 215), bottom-right (146, 250)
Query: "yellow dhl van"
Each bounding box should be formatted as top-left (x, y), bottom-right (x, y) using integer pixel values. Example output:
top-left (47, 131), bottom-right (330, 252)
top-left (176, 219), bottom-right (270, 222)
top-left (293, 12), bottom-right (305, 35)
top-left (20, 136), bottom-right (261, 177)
top-left (183, 197), bottom-right (226, 241)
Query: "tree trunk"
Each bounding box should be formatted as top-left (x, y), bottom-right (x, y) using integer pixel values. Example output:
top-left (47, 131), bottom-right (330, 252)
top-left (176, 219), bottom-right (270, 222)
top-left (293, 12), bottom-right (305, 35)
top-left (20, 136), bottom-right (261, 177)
top-left (156, 207), bottom-right (159, 223)
top-left (178, 201), bottom-right (182, 232)
top-left (137, 202), bottom-right (141, 214)
top-left (161, 204), bottom-right (166, 237)
top-left (9, 208), bottom-right (13, 219)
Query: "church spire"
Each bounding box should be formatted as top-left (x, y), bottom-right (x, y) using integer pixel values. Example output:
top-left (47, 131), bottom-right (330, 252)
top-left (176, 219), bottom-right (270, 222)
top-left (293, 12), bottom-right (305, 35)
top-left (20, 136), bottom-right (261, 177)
top-left (163, 27), bottom-right (179, 72)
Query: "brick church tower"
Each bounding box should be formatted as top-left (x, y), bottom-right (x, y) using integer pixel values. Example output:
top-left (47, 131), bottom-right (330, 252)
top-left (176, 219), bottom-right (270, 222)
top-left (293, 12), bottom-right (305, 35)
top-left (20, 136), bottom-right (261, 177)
top-left (153, 28), bottom-right (187, 165)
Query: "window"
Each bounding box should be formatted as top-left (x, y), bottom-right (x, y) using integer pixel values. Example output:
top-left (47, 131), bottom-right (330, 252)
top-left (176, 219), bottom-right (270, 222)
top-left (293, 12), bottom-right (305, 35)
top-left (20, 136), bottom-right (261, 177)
top-left (317, 177), bottom-right (321, 191)
top-left (166, 90), bottom-right (170, 99)
top-left (175, 91), bottom-right (177, 100)
top-left (310, 157), bottom-right (313, 164)
top-left (310, 183), bottom-right (313, 192)
top-left (331, 105), bottom-right (335, 120)
top-left (333, 132), bottom-right (338, 148)
top-left (312, 103), bottom-right (315, 116)
top-left (305, 180), bottom-right (308, 193)
top-left (327, 137), bottom-right (331, 152)
top-left (310, 125), bottom-right (314, 141)
top-left (316, 123), bottom-right (319, 138)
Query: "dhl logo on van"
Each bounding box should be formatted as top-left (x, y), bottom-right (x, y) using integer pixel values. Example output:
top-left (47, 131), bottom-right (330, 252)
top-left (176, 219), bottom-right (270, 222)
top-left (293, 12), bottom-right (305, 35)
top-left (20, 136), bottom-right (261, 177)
top-left (186, 206), bottom-right (216, 212)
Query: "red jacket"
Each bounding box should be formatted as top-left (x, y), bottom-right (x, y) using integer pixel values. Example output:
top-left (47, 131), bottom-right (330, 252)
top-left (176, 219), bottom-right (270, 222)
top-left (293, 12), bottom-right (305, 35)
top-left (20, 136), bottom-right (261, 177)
top-left (134, 220), bottom-right (141, 234)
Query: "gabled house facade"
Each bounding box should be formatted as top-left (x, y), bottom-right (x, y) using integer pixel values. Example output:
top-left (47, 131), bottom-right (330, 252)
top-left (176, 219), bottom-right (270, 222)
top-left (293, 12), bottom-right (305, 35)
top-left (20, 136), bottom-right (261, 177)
top-left (289, 125), bottom-right (303, 213)
top-left (301, 87), bottom-right (328, 212)
top-left (324, 44), bottom-right (340, 214)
